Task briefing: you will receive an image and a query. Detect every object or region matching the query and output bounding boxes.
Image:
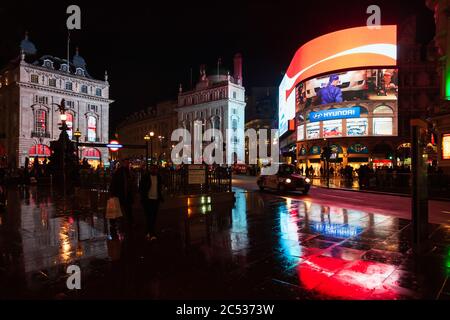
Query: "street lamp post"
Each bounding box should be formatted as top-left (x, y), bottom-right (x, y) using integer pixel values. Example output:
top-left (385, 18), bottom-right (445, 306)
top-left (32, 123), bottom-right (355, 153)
top-left (51, 99), bottom-right (69, 206)
top-left (158, 135), bottom-right (165, 165)
top-left (74, 128), bottom-right (81, 163)
top-left (144, 134), bottom-right (151, 170)
top-left (149, 131), bottom-right (155, 165)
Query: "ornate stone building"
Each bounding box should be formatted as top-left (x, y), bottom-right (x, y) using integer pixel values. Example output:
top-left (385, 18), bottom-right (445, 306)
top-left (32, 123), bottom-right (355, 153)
top-left (0, 34), bottom-right (112, 168)
top-left (177, 54), bottom-right (246, 164)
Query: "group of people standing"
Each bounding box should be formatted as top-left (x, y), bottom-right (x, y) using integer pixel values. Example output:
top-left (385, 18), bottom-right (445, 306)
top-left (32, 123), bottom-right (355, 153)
top-left (109, 159), bottom-right (164, 241)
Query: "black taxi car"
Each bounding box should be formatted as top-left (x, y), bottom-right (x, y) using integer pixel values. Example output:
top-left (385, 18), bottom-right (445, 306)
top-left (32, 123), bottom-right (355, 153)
top-left (257, 164), bottom-right (311, 194)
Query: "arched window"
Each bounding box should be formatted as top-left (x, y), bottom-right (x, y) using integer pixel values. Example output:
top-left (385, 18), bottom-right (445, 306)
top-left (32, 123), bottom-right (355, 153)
top-left (29, 144), bottom-right (51, 157)
top-left (66, 113), bottom-right (74, 139)
top-left (87, 116), bottom-right (97, 142)
top-left (35, 109), bottom-right (47, 136)
top-left (373, 105), bottom-right (394, 135)
top-left (373, 105), bottom-right (394, 114)
top-left (213, 116), bottom-right (220, 131)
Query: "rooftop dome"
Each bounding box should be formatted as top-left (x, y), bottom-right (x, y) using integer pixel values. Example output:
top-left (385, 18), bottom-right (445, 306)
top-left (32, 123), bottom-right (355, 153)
top-left (20, 32), bottom-right (37, 55)
top-left (72, 47), bottom-right (86, 69)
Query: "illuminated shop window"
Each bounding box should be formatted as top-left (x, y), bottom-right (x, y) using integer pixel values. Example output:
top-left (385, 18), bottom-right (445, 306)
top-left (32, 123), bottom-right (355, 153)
top-left (373, 118), bottom-right (393, 135)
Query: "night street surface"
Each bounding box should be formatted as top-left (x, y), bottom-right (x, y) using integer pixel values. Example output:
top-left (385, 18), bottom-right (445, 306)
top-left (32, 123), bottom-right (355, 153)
top-left (0, 177), bottom-right (449, 300)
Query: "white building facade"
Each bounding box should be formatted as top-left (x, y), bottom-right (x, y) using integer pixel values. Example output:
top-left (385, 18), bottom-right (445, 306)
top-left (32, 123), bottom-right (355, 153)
top-left (176, 54), bottom-right (246, 164)
top-left (0, 35), bottom-right (113, 168)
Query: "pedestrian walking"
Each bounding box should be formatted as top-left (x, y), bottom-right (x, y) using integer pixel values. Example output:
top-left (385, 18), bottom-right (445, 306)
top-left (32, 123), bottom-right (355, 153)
top-left (110, 158), bottom-right (136, 229)
top-left (139, 165), bottom-right (164, 240)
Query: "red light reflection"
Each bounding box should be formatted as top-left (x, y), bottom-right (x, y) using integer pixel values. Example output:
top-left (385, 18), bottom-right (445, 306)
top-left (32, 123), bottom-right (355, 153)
top-left (298, 256), bottom-right (399, 299)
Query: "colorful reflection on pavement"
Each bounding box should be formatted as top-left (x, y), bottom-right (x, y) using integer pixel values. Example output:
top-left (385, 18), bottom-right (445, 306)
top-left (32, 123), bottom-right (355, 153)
top-left (0, 185), bottom-right (449, 299)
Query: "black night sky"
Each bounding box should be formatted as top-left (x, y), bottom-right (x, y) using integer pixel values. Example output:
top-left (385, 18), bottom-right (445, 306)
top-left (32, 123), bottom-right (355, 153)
top-left (0, 0), bottom-right (435, 132)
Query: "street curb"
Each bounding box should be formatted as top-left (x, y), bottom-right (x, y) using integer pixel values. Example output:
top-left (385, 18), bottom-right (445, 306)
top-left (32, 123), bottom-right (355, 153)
top-left (312, 184), bottom-right (450, 202)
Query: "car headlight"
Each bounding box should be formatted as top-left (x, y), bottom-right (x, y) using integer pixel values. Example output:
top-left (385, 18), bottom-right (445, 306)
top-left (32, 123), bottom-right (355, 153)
top-left (305, 178), bottom-right (311, 183)
top-left (285, 178), bottom-right (292, 184)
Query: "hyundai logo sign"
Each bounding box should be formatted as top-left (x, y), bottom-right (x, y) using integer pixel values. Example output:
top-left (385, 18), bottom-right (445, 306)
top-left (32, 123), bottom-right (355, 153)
top-left (309, 107), bottom-right (360, 122)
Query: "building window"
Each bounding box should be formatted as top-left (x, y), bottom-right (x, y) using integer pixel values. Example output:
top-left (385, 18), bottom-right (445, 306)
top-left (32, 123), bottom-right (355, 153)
top-left (35, 109), bottom-right (47, 135)
top-left (43, 60), bottom-right (54, 69)
top-left (213, 117), bottom-right (220, 131)
top-left (81, 85), bottom-right (88, 94)
top-left (75, 68), bottom-right (85, 76)
top-left (66, 113), bottom-right (74, 139)
top-left (87, 116), bottom-right (97, 142)
top-left (48, 78), bottom-right (56, 87)
top-left (66, 100), bottom-right (75, 109)
top-left (31, 74), bottom-right (39, 84)
top-left (96, 88), bottom-right (102, 97)
top-left (88, 104), bottom-right (98, 113)
top-left (232, 118), bottom-right (238, 130)
top-left (60, 64), bottom-right (69, 72)
top-left (65, 82), bottom-right (73, 91)
top-left (34, 96), bottom-right (48, 105)
top-left (233, 91), bottom-right (237, 99)
top-left (373, 105), bottom-right (394, 114)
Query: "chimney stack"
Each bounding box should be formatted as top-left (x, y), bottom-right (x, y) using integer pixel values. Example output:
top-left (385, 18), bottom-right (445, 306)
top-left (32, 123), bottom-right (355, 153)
top-left (233, 53), bottom-right (242, 86)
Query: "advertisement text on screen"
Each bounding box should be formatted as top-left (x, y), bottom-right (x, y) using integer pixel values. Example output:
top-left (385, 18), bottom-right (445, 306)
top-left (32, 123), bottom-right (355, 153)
top-left (309, 107), bottom-right (360, 122)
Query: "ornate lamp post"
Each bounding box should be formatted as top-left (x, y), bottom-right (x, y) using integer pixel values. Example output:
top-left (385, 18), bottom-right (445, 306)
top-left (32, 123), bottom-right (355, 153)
top-left (144, 134), bottom-right (151, 170)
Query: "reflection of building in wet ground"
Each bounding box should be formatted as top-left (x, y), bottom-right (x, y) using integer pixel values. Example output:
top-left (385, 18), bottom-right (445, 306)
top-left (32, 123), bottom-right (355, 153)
top-left (1, 185), bottom-right (449, 299)
top-left (0, 186), bottom-right (108, 297)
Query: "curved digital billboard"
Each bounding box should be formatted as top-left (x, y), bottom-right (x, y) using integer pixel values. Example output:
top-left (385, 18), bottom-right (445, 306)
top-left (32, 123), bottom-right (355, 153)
top-left (279, 25), bottom-right (397, 136)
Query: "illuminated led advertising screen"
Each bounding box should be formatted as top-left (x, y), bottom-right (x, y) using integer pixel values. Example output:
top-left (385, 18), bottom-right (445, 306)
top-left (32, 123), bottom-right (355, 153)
top-left (323, 120), bottom-right (343, 138)
top-left (279, 25), bottom-right (397, 136)
top-left (347, 118), bottom-right (368, 136)
top-left (306, 123), bottom-right (320, 140)
top-left (298, 68), bottom-right (398, 109)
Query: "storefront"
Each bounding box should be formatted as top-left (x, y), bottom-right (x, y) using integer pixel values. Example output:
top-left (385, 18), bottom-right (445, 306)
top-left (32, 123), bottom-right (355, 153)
top-left (81, 148), bottom-right (102, 168)
top-left (347, 143), bottom-right (369, 169)
top-left (307, 145), bottom-right (322, 176)
top-left (28, 144), bottom-right (51, 165)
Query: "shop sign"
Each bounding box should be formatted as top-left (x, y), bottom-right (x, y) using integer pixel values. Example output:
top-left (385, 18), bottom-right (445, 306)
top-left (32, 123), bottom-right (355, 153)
top-left (309, 107), bottom-right (360, 122)
top-left (309, 146), bottom-right (321, 155)
top-left (300, 147), bottom-right (307, 156)
top-left (348, 144), bottom-right (369, 154)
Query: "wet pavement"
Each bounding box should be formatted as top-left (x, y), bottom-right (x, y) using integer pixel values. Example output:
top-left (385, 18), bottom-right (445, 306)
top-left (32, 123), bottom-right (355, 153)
top-left (0, 185), bottom-right (449, 300)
